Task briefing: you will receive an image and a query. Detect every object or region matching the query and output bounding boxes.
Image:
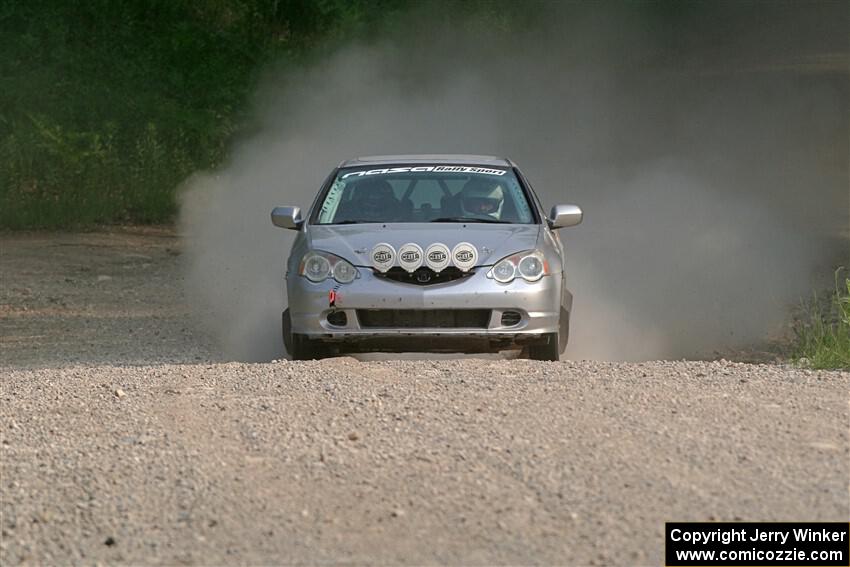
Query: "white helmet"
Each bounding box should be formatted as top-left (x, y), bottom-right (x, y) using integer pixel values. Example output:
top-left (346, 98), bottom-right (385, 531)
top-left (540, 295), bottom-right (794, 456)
top-left (460, 179), bottom-right (504, 220)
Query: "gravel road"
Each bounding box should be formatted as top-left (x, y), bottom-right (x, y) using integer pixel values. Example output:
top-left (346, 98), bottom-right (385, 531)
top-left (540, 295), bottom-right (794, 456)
top-left (1, 230), bottom-right (848, 565)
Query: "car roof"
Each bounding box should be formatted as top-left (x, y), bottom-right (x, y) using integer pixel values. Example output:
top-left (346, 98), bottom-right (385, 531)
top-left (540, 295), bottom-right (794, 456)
top-left (339, 154), bottom-right (512, 168)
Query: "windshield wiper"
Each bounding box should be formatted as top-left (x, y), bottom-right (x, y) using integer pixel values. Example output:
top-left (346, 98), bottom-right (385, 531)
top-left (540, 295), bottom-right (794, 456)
top-left (331, 220), bottom-right (363, 225)
top-left (430, 216), bottom-right (511, 224)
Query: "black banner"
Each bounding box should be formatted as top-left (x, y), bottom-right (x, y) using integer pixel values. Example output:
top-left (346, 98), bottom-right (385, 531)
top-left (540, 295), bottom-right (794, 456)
top-left (666, 523), bottom-right (849, 566)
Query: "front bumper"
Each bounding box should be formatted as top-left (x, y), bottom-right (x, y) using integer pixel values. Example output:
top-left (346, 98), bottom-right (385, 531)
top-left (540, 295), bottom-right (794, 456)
top-left (286, 267), bottom-right (567, 349)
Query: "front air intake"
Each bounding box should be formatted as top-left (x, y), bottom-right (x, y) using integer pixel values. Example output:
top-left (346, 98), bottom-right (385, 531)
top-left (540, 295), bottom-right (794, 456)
top-left (326, 311), bottom-right (348, 327)
top-left (357, 309), bottom-right (490, 329)
top-left (374, 267), bottom-right (474, 286)
top-left (500, 310), bottom-right (522, 327)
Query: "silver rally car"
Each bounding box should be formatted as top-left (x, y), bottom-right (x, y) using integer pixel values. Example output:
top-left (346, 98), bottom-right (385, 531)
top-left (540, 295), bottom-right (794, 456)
top-left (271, 155), bottom-right (582, 360)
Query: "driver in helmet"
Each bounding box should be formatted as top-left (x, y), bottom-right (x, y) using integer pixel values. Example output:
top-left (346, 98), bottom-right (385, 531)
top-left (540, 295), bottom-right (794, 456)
top-left (350, 177), bottom-right (399, 221)
top-left (459, 177), bottom-right (505, 220)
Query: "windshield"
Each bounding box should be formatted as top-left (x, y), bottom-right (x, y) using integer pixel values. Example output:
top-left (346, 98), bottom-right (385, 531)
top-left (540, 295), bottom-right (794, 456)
top-left (312, 165), bottom-right (536, 224)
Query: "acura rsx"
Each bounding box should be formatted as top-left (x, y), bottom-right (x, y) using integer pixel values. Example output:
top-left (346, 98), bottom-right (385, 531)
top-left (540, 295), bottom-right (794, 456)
top-left (271, 155), bottom-right (582, 360)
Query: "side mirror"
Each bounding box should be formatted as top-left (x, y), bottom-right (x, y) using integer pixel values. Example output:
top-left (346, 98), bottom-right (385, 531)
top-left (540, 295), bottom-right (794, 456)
top-left (271, 206), bottom-right (303, 230)
top-left (548, 204), bottom-right (583, 229)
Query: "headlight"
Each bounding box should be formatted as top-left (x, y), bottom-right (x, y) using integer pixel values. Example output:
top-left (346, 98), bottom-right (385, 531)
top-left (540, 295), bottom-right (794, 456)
top-left (486, 250), bottom-right (549, 283)
top-left (518, 253), bottom-right (545, 281)
top-left (302, 253), bottom-right (331, 282)
top-left (492, 259), bottom-right (516, 283)
top-left (299, 251), bottom-right (359, 283)
top-left (332, 259), bottom-right (357, 283)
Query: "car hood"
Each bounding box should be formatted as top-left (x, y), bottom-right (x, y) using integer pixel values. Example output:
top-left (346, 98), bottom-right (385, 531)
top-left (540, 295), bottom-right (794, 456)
top-left (306, 223), bottom-right (542, 267)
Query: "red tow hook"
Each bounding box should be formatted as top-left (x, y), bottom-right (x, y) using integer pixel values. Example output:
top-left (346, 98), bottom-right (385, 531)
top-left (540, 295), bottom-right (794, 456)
top-left (328, 289), bottom-right (338, 308)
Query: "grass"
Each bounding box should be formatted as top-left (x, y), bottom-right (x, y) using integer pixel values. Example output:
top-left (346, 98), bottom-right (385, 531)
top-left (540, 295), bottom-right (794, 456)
top-left (793, 267), bottom-right (850, 370)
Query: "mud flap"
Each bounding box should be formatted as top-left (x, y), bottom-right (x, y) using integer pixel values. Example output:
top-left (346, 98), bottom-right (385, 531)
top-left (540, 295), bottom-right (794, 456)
top-left (559, 308), bottom-right (570, 354)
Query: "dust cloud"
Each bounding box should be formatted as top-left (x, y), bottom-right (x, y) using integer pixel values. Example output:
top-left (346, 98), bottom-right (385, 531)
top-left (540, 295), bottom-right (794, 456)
top-left (179, 2), bottom-right (849, 362)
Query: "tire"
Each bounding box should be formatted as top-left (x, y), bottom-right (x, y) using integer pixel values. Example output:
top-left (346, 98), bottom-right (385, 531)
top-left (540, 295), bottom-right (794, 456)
top-left (282, 309), bottom-right (327, 360)
top-left (526, 332), bottom-right (560, 361)
top-left (282, 309), bottom-right (293, 353)
top-left (290, 333), bottom-right (327, 360)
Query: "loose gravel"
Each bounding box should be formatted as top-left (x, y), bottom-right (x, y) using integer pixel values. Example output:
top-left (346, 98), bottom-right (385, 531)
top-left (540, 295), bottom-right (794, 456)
top-left (1, 231), bottom-right (848, 565)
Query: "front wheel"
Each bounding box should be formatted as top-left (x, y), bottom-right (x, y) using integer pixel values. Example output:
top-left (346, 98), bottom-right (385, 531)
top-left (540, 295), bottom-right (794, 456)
top-left (525, 332), bottom-right (560, 361)
top-left (282, 309), bottom-right (327, 360)
top-left (290, 333), bottom-right (327, 360)
top-left (282, 309), bottom-right (293, 353)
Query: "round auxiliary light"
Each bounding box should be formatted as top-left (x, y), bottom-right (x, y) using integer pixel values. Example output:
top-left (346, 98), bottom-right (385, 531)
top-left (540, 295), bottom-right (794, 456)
top-left (333, 260), bottom-right (357, 283)
top-left (371, 243), bottom-right (395, 273)
top-left (492, 259), bottom-right (516, 283)
top-left (304, 253), bottom-right (331, 282)
top-left (424, 242), bottom-right (451, 272)
top-left (518, 254), bottom-right (545, 281)
top-left (397, 243), bottom-right (424, 273)
top-left (451, 242), bottom-right (478, 272)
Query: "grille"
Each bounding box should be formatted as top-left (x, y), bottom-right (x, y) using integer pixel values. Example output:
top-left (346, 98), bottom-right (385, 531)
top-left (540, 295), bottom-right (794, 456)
top-left (357, 309), bottom-right (491, 329)
top-left (500, 310), bottom-right (522, 327)
top-left (374, 266), bottom-right (474, 286)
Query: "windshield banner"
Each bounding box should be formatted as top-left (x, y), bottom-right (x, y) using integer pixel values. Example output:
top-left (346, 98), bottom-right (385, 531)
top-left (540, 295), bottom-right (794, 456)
top-left (341, 166), bottom-right (507, 179)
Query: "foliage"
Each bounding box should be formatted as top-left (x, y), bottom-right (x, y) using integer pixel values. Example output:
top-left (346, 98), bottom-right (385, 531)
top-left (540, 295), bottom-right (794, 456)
top-left (793, 268), bottom-right (850, 370)
top-left (0, 0), bottom-right (406, 228)
top-left (0, 1), bottom-right (814, 229)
